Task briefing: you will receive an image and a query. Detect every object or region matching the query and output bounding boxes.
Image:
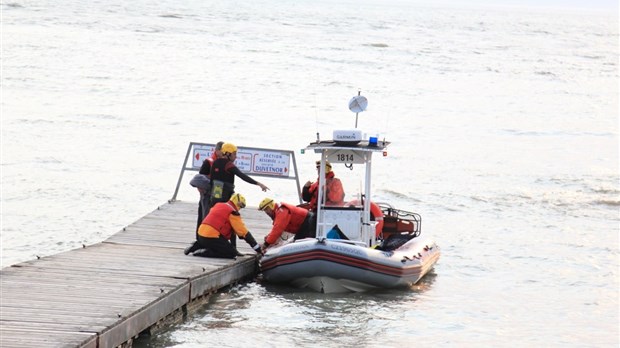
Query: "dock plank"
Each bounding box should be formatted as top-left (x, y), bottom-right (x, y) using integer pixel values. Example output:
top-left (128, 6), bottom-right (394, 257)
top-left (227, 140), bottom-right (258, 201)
top-left (0, 201), bottom-right (271, 348)
top-left (0, 327), bottom-right (97, 348)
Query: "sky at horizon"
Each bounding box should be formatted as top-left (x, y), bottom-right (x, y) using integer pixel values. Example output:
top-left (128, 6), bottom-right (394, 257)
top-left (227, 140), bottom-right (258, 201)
top-left (484, 0), bottom-right (617, 10)
top-left (389, 0), bottom-right (619, 11)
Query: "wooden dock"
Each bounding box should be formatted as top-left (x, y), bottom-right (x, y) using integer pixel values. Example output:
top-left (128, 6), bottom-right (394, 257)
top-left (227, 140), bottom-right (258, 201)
top-left (0, 201), bottom-right (272, 348)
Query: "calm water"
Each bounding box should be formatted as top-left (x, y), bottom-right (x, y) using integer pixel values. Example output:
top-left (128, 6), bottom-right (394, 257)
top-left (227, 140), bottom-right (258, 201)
top-left (2, 1), bottom-right (618, 346)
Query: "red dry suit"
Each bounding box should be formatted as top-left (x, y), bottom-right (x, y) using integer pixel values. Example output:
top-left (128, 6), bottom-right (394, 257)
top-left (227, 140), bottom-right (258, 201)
top-left (264, 203), bottom-right (311, 245)
top-left (302, 171), bottom-right (345, 210)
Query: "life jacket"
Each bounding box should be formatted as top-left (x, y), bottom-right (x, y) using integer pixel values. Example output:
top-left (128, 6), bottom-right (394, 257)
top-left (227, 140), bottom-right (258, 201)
top-left (199, 151), bottom-right (219, 174)
top-left (307, 172), bottom-right (345, 210)
top-left (345, 200), bottom-right (384, 237)
top-left (202, 201), bottom-right (237, 239)
top-left (209, 158), bottom-right (236, 203)
top-left (264, 203), bottom-right (310, 245)
top-left (199, 157), bottom-right (214, 176)
top-left (210, 158), bottom-right (236, 183)
top-left (279, 203), bottom-right (309, 232)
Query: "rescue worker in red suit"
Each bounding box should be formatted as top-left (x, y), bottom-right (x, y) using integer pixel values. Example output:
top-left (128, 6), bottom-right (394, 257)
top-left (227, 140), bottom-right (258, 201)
top-left (186, 193), bottom-right (262, 258)
top-left (302, 160), bottom-right (345, 211)
top-left (258, 198), bottom-right (317, 251)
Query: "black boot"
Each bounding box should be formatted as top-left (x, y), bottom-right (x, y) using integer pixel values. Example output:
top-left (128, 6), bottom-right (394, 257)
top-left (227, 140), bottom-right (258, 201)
top-left (184, 241), bottom-right (200, 255)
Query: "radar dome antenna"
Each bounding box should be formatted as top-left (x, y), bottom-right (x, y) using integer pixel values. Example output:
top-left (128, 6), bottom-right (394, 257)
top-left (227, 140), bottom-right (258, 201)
top-left (348, 90), bottom-right (368, 128)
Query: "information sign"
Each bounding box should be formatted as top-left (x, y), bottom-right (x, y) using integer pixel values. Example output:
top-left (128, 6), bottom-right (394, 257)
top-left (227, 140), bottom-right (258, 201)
top-left (192, 144), bottom-right (216, 168)
top-left (191, 144), bottom-right (291, 178)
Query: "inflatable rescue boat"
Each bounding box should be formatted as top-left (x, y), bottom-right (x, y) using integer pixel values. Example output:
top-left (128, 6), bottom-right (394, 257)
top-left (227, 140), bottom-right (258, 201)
top-left (260, 94), bottom-right (440, 293)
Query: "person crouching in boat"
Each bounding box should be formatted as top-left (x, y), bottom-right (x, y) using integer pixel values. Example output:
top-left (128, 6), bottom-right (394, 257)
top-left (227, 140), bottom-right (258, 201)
top-left (301, 160), bottom-right (345, 211)
top-left (258, 198), bottom-right (317, 252)
top-left (188, 193), bottom-right (262, 258)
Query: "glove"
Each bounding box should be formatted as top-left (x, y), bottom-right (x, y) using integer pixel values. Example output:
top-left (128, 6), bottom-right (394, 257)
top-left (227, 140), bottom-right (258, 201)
top-left (243, 232), bottom-right (264, 256)
top-left (253, 244), bottom-right (263, 255)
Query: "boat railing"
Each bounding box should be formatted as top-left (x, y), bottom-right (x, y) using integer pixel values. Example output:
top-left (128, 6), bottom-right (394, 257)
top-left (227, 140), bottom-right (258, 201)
top-left (377, 203), bottom-right (422, 238)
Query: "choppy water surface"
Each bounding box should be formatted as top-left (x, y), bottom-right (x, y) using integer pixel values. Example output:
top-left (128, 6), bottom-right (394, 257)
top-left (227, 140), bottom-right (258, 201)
top-left (2, 1), bottom-right (618, 346)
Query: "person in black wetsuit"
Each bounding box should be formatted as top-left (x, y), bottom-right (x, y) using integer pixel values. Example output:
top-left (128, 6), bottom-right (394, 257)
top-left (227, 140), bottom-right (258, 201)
top-left (184, 141), bottom-right (225, 255)
top-left (194, 141), bottom-right (224, 227)
top-left (209, 142), bottom-right (269, 206)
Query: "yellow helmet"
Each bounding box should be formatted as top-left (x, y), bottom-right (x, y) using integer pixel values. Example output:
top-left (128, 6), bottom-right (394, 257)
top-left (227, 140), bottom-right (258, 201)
top-left (315, 160), bottom-right (332, 173)
top-left (258, 198), bottom-right (275, 211)
top-left (221, 143), bottom-right (237, 154)
top-left (230, 193), bottom-right (246, 209)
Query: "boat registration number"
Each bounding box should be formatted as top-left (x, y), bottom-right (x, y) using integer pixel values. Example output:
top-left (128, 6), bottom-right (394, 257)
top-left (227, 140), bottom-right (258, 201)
top-left (328, 150), bottom-right (366, 164)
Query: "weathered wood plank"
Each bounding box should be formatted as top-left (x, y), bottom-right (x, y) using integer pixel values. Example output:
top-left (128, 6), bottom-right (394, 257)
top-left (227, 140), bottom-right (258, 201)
top-left (98, 284), bottom-right (189, 348)
top-left (0, 320), bottom-right (106, 333)
top-left (0, 201), bottom-right (270, 348)
top-left (0, 266), bottom-right (186, 287)
top-left (0, 327), bottom-right (97, 348)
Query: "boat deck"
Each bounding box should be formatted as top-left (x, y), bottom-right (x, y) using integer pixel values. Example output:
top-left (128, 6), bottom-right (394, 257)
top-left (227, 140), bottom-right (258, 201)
top-left (0, 201), bottom-right (271, 348)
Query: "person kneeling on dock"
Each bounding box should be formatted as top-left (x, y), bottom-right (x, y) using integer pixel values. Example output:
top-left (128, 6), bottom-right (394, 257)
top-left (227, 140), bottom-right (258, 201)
top-left (187, 193), bottom-right (262, 258)
top-left (258, 198), bottom-right (316, 252)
